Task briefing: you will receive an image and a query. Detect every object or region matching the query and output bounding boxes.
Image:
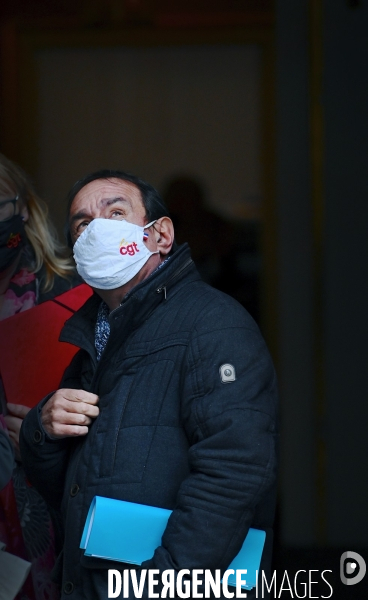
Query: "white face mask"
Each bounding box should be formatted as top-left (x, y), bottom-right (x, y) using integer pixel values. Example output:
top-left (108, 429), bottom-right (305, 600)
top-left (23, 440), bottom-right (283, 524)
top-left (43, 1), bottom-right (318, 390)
top-left (73, 218), bottom-right (158, 289)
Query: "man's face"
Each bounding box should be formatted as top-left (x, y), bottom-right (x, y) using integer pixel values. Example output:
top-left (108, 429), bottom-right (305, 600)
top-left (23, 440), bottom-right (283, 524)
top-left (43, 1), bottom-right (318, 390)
top-left (69, 178), bottom-right (147, 245)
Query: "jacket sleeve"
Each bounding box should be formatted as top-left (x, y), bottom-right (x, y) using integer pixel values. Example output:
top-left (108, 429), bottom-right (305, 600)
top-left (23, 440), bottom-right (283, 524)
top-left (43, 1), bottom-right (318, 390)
top-left (142, 305), bottom-right (278, 575)
top-left (19, 349), bottom-right (86, 509)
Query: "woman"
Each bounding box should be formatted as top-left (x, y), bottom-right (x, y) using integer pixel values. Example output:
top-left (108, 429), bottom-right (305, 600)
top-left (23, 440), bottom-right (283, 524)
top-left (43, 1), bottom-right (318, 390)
top-left (0, 153), bottom-right (79, 600)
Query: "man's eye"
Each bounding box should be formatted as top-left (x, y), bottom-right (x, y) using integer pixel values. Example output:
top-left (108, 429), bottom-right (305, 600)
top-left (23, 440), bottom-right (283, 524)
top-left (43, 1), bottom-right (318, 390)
top-left (110, 211), bottom-right (125, 219)
top-left (76, 221), bottom-right (89, 232)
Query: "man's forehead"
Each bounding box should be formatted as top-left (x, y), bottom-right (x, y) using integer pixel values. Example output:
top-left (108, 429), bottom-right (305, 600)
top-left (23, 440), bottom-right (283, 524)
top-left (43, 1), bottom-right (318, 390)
top-left (71, 178), bottom-right (143, 212)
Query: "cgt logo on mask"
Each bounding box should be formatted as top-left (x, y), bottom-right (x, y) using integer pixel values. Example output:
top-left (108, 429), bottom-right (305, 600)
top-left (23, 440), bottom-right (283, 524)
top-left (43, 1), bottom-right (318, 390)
top-left (119, 240), bottom-right (139, 256)
top-left (340, 551), bottom-right (366, 586)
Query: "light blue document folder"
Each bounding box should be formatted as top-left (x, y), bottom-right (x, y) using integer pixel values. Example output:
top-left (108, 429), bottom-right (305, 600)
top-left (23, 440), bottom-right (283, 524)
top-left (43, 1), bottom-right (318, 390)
top-left (80, 496), bottom-right (265, 590)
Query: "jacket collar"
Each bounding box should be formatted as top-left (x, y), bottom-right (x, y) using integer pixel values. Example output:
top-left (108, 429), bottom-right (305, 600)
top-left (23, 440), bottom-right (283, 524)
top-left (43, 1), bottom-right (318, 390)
top-left (59, 244), bottom-right (199, 358)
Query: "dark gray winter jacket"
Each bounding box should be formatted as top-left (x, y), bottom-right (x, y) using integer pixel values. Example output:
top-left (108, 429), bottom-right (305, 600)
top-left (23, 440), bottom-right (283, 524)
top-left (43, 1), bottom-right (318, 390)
top-left (20, 244), bottom-right (278, 600)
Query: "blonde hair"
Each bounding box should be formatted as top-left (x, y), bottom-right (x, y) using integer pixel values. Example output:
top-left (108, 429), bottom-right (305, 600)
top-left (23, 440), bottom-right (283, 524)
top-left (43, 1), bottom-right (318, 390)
top-left (0, 153), bottom-right (74, 292)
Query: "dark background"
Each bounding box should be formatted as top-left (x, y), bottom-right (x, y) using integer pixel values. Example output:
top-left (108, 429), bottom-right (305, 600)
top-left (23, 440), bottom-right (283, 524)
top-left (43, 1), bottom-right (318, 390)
top-left (1, 1), bottom-right (367, 598)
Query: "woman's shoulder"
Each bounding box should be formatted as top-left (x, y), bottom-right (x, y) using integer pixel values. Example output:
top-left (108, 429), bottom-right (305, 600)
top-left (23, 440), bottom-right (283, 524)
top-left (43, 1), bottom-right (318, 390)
top-left (37, 268), bottom-right (83, 303)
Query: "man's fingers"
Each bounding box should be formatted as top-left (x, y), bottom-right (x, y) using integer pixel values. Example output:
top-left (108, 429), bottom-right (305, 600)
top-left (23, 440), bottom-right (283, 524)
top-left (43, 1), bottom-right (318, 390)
top-left (51, 409), bottom-right (92, 427)
top-left (50, 423), bottom-right (89, 438)
top-left (61, 399), bottom-right (99, 419)
top-left (7, 403), bottom-right (31, 419)
top-left (41, 389), bottom-right (99, 439)
top-left (59, 389), bottom-right (99, 405)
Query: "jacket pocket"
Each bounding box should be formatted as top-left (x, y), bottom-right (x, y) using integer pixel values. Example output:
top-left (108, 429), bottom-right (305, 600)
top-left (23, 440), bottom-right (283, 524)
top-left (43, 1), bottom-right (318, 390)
top-left (97, 359), bottom-right (175, 483)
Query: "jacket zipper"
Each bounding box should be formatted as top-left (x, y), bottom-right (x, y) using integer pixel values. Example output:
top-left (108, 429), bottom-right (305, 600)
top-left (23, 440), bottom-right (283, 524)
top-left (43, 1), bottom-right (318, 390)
top-left (94, 256), bottom-right (193, 369)
top-left (156, 257), bottom-right (193, 300)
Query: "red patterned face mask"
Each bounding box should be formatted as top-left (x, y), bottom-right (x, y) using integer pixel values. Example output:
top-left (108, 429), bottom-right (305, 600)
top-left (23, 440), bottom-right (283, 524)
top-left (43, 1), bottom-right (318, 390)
top-left (0, 214), bottom-right (25, 273)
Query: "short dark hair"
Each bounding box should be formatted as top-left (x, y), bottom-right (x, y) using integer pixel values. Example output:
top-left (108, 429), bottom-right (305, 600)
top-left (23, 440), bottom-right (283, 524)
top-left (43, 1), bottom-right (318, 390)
top-left (65, 169), bottom-right (176, 250)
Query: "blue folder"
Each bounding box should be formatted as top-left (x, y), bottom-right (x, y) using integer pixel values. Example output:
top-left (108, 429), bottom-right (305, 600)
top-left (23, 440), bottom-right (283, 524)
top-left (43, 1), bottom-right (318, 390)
top-left (80, 496), bottom-right (265, 590)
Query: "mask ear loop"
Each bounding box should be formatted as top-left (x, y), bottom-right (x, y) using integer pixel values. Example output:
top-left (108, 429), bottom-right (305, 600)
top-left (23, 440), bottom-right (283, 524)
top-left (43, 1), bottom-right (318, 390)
top-left (142, 220), bottom-right (157, 241)
top-left (143, 219), bottom-right (157, 229)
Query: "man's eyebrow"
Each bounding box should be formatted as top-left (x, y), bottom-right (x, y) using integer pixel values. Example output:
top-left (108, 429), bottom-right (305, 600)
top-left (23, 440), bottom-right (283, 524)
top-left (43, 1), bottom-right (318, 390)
top-left (70, 211), bottom-right (91, 225)
top-left (102, 196), bottom-right (132, 208)
top-left (70, 197), bottom-right (133, 225)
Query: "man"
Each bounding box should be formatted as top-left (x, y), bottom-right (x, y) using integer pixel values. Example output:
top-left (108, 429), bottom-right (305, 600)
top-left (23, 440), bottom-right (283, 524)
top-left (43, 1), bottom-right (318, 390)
top-left (20, 170), bottom-right (278, 600)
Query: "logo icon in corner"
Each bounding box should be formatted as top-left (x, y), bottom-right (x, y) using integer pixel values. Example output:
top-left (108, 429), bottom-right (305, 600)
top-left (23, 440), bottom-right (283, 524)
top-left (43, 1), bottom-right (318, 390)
top-left (340, 551), bottom-right (366, 585)
top-left (219, 364), bottom-right (236, 383)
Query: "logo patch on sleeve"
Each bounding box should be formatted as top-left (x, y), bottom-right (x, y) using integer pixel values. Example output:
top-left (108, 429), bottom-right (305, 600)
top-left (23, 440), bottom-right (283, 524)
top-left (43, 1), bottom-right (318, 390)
top-left (219, 363), bottom-right (236, 383)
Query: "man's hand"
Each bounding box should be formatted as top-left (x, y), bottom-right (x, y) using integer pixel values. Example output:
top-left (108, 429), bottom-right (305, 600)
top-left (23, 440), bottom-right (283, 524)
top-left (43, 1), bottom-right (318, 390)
top-left (4, 403), bottom-right (30, 461)
top-left (41, 389), bottom-right (99, 439)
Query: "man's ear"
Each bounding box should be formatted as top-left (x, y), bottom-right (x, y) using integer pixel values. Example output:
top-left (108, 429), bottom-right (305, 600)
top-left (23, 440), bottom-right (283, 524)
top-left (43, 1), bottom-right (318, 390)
top-left (154, 217), bottom-right (175, 256)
